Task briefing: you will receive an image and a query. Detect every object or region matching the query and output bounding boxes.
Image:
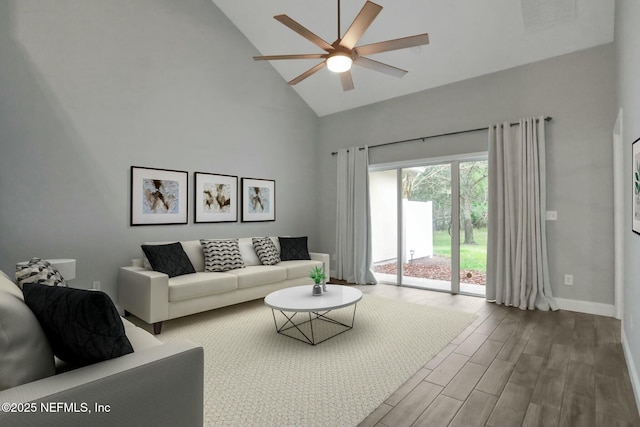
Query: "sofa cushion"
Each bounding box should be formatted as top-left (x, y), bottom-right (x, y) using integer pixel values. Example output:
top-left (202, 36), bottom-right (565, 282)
top-left (0, 271), bottom-right (56, 392)
top-left (278, 260), bottom-right (323, 280)
top-left (238, 238), bottom-right (261, 266)
top-left (22, 283), bottom-right (134, 366)
top-left (279, 236), bottom-right (311, 261)
top-left (225, 265), bottom-right (287, 289)
top-left (168, 272), bottom-right (238, 302)
top-left (121, 317), bottom-right (162, 351)
top-left (15, 257), bottom-right (67, 288)
top-left (141, 242), bottom-right (196, 278)
top-left (179, 240), bottom-right (206, 272)
top-left (252, 237), bottom-right (281, 265)
top-left (200, 239), bottom-right (245, 272)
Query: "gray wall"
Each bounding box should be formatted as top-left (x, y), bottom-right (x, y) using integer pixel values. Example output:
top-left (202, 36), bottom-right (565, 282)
top-left (317, 44), bottom-right (617, 306)
top-left (616, 0), bottom-right (640, 395)
top-left (0, 1), bottom-right (621, 313)
top-left (0, 0), bottom-right (319, 299)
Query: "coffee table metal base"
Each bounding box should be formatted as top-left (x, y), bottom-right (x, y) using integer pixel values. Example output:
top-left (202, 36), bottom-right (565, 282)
top-left (270, 304), bottom-right (358, 346)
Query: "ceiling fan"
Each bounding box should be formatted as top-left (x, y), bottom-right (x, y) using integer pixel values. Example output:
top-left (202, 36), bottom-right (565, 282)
top-left (253, 0), bottom-right (429, 91)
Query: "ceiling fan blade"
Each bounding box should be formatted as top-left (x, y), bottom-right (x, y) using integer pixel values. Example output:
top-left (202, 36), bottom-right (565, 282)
top-left (288, 62), bottom-right (327, 85)
top-left (253, 54), bottom-right (327, 61)
top-left (339, 1), bottom-right (383, 50)
top-left (354, 33), bottom-right (430, 56)
top-left (274, 15), bottom-right (334, 52)
top-left (339, 70), bottom-right (355, 91)
top-left (353, 56), bottom-right (407, 78)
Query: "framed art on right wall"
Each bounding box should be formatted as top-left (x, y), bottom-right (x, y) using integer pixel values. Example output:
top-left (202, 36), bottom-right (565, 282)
top-left (633, 137), bottom-right (640, 235)
top-left (241, 178), bottom-right (275, 222)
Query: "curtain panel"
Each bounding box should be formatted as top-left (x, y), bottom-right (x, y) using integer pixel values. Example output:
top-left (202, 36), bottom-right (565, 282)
top-left (486, 117), bottom-right (557, 311)
top-left (335, 147), bottom-right (377, 285)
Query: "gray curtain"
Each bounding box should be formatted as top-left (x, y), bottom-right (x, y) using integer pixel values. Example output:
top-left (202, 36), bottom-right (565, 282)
top-left (486, 117), bottom-right (557, 310)
top-left (335, 147), bottom-right (377, 285)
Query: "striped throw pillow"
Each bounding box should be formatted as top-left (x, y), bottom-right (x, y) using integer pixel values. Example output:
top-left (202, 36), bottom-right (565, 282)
top-left (252, 237), bottom-right (281, 266)
top-left (200, 239), bottom-right (245, 272)
top-left (15, 258), bottom-right (67, 289)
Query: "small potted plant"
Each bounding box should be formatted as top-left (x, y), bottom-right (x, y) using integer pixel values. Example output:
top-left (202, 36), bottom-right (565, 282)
top-left (309, 266), bottom-right (325, 296)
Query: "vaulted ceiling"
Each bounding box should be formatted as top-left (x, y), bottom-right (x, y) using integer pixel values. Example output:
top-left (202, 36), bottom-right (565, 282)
top-left (211, 0), bottom-right (614, 116)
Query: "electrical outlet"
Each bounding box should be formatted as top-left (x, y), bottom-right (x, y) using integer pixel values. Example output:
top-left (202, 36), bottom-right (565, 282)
top-left (92, 281), bottom-right (101, 291)
top-left (546, 211), bottom-right (558, 220)
top-left (564, 274), bottom-right (573, 286)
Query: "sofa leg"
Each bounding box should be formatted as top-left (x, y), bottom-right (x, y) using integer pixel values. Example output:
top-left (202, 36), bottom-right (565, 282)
top-left (124, 310), bottom-right (131, 317)
top-left (152, 322), bottom-right (163, 335)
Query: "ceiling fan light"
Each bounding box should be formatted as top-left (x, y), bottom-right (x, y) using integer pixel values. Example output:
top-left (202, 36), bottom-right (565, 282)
top-left (326, 54), bottom-right (353, 73)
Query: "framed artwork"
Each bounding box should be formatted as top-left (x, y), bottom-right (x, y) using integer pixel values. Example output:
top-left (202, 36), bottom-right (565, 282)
top-left (194, 172), bottom-right (238, 223)
top-left (633, 137), bottom-right (640, 235)
top-left (241, 178), bottom-right (275, 222)
top-left (130, 166), bottom-right (188, 226)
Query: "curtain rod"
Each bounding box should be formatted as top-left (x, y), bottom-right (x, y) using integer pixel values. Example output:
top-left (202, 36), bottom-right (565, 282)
top-left (330, 116), bottom-right (553, 155)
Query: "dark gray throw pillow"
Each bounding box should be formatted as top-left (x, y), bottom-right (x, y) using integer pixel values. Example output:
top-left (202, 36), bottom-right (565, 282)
top-left (22, 283), bottom-right (134, 366)
top-left (279, 236), bottom-right (311, 261)
top-left (141, 242), bottom-right (195, 278)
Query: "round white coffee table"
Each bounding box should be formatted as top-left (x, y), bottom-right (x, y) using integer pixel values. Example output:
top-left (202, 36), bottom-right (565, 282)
top-left (265, 285), bottom-right (363, 345)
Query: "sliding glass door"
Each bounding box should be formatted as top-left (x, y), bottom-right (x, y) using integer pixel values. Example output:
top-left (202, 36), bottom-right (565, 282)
top-left (370, 155), bottom-right (487, 297)
top-left (400, 164), bottom-right (453, 292)
top-left (459, 160), bottom-right (488, 295)
top-left (370, 169), bottom-right (399, 284)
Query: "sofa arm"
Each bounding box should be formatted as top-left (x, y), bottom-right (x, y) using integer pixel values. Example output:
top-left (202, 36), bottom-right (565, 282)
top-left (0, 339), bottom-right (204, 427)
top-left (117, 266), bottom-right (169, 325)
top-left (309, 253), bottom-right (330, 281)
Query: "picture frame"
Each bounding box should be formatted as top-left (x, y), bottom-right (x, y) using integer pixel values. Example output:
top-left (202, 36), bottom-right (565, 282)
top-left (241, 178), bottom-right (276, 222)
top-left (194, 172), bottom-right (238, 223)
top-left (633, 137), bottom-right (640, 235)
top-left (130, 166), bottom-right (188, 226)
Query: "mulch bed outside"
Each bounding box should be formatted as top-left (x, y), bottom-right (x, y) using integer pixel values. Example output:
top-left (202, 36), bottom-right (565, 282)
top-left (373, 255), bottom-right (486, 286)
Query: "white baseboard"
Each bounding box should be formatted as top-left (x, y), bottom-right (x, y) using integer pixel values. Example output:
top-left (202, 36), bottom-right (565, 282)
top-left (554, 297), bottom-right (616, 317)
top-left (622, 326), bottom-right (640, 413)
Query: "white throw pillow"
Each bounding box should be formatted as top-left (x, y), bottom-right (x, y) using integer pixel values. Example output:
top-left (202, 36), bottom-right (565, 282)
top-left (238, 238), bottom-right (261, 266)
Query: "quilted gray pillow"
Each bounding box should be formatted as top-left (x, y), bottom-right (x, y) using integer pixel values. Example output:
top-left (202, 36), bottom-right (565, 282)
top-left (22, 283), bottom-right (134, 366)
top-left (15, 257), bottom-right (67, 289)
top-left (252, 237), bottom-right (281, 265)
top-left (278, 237), bottom-right (311, 261)
top-left (200, 239), bottom-right (245, 272)
top-left (141, 242), bottom-right (195, 278)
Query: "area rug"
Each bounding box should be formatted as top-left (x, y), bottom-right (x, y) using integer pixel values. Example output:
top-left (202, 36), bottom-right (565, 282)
top-left (154, 293), bottom-right (477, 427)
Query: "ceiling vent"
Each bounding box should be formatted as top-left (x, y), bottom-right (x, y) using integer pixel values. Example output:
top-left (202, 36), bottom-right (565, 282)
top-left (521, 0), bottom-right (576, 32)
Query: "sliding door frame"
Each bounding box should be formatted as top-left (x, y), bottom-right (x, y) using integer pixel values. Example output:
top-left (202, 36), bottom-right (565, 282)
top-left (451, 160), bottom-right (461, 294)
top-left (370, 152), bottom-right (487, 295)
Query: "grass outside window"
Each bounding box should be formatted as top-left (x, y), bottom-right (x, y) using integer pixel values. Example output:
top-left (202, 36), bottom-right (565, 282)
top-left (432, 228), bottom-right (487, 272)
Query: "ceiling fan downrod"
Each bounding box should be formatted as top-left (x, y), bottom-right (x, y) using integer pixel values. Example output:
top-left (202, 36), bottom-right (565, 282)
top-left (337, 0), bottom-right (341, 41)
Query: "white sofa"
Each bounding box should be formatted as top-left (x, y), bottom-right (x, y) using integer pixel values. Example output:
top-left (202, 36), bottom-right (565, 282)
top-left (0, 270), bottom-right (204, 427)
top-left (118, 237), bottom-right (330, 334)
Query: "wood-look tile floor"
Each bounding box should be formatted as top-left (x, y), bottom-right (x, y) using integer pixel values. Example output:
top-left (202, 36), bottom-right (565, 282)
top-left (353, 284), bottom-right (640, 427)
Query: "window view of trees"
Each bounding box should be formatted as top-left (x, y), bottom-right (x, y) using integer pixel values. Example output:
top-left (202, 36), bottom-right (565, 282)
top-left (403, 162), bottom-right (488, 245)
top-left (402, 164), bottom-right (451, 232)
